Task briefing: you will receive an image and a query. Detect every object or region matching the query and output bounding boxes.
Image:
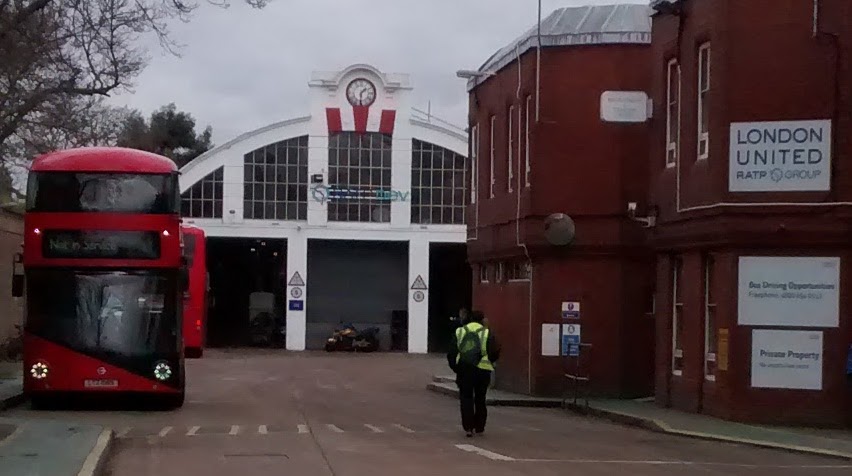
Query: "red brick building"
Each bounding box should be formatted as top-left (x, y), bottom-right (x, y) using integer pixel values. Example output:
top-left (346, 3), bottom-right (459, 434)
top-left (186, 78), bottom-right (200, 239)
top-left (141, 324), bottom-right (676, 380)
top-left (649, 0), bottom-right (852, 426)
top-left (464, 4), bottom-right (656, 398)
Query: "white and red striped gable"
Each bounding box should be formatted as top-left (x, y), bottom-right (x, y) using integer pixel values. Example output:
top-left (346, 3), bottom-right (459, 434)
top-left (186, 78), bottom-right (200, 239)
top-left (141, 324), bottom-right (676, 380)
top-left (326, 105), bottom-right (397, 136)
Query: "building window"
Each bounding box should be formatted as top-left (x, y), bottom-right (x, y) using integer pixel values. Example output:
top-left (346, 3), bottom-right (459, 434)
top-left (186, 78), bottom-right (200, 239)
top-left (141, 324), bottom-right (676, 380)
top-left (327, 132), bottom-right (392, 223)
top-left (507, 260), bottom-right (531, 282)
top-left (704, 255), bottom-right (717, 380)
top-left (698, 42), bottom-right (711, 160)
top-left (470, 124), bottom-right (478, 205)
top-left (182, 167), bottom-right (224, 218)
top-left (507, 105), bottom-right (514, 193)
top-left (666, 58), bottom-right (680, 168)
top-left (243, 136), bottom-right (308, 221)
top-left (495, 262), bottom-right (505, 283)
top-left (479, 264), bottom-right (489, 283)
top-left (489, 115), bottom-right (496, 198)
top-left (672, 256), bottom-right (684, 376)
top-left (411, 139), bottom-right (467, 225)
top-left (525, 96), bottom-right (532, 187)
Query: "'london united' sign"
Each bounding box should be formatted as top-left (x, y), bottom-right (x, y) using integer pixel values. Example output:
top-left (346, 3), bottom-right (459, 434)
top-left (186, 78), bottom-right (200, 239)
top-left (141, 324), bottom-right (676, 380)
top-left (729, 120), bottom-right (832, 192)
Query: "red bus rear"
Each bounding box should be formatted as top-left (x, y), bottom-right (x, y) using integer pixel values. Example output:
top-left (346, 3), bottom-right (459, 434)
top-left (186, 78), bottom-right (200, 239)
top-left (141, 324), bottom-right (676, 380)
top-left (181, 225), bottom-right (207, 358)
top-left (12, 147), bottom-right (187, 409)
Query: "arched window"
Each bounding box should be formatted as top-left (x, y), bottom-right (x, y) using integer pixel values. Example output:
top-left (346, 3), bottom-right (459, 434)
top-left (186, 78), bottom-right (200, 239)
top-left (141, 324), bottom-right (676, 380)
top-left (327, 132), bottom-right (393, 223)
top-left (181, 167), bottom-right (223, 218)
top-left (411, 139), bottom-right (466, 225)
top-left (243, 136), bottom-right (309, 221)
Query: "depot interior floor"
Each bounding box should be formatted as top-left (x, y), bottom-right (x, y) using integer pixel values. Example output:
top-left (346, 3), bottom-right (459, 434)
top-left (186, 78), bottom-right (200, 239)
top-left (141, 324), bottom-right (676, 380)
top-left (205, 238), bottom-right (471, 351)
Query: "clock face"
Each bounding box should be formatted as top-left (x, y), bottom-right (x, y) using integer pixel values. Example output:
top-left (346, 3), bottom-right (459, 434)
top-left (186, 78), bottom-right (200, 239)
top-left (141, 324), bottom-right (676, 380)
top-left (346, 78), bottom-right (377, 107)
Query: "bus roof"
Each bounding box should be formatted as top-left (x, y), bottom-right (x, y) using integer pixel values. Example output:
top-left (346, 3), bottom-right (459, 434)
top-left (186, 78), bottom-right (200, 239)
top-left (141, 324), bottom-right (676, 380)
top-left (30, 147), bottom-right (178, 174)
top-left (181, 225), bottom-right (206, 236)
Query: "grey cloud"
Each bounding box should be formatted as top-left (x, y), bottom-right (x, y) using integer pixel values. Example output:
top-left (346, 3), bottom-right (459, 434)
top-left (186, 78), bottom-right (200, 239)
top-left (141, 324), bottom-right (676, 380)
top-left (108, 0), bottom-right (648, 144)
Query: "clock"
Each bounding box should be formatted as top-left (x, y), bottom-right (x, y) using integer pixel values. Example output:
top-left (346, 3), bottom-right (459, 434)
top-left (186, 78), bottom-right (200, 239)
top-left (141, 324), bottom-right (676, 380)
top-left (346, 78), bottom-right (377, 107)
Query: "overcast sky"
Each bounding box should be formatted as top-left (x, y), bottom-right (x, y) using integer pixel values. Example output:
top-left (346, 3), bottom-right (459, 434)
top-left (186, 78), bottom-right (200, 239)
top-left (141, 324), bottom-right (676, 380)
top-left (108, 0), bottom-right (648, 145)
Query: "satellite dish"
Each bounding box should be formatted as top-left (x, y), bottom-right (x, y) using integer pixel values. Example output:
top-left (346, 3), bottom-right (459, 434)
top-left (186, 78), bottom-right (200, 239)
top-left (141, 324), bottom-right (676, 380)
top-left (544, 213), bottom-right (576, 246)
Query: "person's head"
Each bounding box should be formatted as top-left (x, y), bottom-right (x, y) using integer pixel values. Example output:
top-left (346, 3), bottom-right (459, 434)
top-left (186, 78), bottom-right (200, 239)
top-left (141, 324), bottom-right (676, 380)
top-left (459, 308), bottom-right (469, 320)
top-left (469, 311), bottom-right (485, 324)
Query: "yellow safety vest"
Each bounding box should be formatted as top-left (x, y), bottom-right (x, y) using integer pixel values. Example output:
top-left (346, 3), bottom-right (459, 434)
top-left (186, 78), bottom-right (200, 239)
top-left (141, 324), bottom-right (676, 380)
top-left (455, 322), bottom-right (494, 371)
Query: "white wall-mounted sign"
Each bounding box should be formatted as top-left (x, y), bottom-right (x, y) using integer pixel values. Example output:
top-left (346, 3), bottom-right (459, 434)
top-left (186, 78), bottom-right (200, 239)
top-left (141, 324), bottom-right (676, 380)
top-left (738, 257), bottom-right (840, 328)
top-left (542, 324), bottom-right (561, 357)
top-left (751, 329), bottom-right (823, 390)
top-left (729, 120), bottom-right (832, 192)
top-left (600, 91), bottom-right (649, 123)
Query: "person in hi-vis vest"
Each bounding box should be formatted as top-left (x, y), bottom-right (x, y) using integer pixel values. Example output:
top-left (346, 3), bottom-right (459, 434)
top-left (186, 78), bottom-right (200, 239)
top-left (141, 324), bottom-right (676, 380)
top-left (447, 311), bottom-right (501, 437)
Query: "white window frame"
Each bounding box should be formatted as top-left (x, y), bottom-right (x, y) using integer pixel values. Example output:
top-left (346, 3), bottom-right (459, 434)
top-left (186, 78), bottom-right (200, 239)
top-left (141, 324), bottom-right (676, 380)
top-left (507, 105), bottom-right (514, 193)
top-left (507, 261), bottom-right (531, 282)
top-left (495, 262), bottom-right (505, 283)
top-left (470, 124), bottom-right (479, 204)
top-left (697, 42), bottom-right (711, 160)
top-left (524, 96), bottom-right (532, 187)
top-left (672, 257), bottom-right (684, 376)
top-left (479, 264), bottom-right (489, 284)
top-left (666, 58), bottom-right (680, 168)
top-left (704, 255), bottom-right (717, 381)
top-left (489, 115), bottom-right (496, 198)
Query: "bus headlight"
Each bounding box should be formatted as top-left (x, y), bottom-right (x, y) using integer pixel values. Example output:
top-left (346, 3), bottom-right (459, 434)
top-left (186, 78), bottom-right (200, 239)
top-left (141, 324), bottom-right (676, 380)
top-left (153, 362), bottom-right (172, 381)
top-left (30, 362), bottom-right (49, 380)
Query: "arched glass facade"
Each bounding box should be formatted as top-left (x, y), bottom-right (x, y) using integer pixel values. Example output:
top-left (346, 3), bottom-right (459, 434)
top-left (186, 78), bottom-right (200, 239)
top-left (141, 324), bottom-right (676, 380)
top-left (243, 136), bottom-right (309, 221)
top-left (327, 132), bottom-right (393, 223)
top-left (181, 166), bottom-right (224, 218)
top-left (410, 139), bottom-right (467, 225)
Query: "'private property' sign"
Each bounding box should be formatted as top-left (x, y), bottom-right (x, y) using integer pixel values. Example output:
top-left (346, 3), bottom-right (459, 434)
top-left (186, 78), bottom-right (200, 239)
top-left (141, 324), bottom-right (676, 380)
top-left (729, 120), bottom-right (832, 192)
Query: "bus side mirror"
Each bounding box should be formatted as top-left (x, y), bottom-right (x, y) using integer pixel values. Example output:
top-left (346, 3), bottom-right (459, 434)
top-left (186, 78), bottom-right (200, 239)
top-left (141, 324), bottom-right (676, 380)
top-left (11, 253), bottom-right (23, 298)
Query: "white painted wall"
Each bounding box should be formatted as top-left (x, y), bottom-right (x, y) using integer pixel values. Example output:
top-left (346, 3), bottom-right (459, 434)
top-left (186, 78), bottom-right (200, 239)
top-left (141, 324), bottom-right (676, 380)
top-left (178, 64), bottom-right (468, 354)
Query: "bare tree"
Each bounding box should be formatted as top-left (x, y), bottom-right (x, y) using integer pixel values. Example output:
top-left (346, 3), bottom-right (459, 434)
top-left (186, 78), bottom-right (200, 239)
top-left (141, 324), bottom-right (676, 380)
top-left (0, 0), bottom-right (265, 164)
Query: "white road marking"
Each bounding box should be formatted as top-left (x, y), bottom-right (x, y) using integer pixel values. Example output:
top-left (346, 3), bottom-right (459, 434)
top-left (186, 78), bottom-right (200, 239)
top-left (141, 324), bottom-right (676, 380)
top-left (297, 424), bottom-right (310, 434)
top-left (0, 425), bottom-right (23, 448)
top-left (326, 424), bottom-right (344, 433)
top-left (265, 376), bottom-right (279, 381)
top-left (187, 426), bottom-right (200, 436)
top-left (517, 425), bottom-right (542, 432)
top-left (115, 427), bottom-right (131, 438)
top-left (364, 424), bottom-right (384, 433)
top-left (511, 459), bottom-right (852, 468)
top-left (158, 427), bottom-right (172, 437)
top-left (222, 377), bottom-right (237, 381)
top-left (455, 444), bottom-right (516, 461)
top-left (392, 424), bottom-right (415, 433)
top-left (229, 425), bottom-right (240, 436)
top-left (78, 430), bottom-right (113, 476)
top-left (258, 425), bottom-right (268, 435)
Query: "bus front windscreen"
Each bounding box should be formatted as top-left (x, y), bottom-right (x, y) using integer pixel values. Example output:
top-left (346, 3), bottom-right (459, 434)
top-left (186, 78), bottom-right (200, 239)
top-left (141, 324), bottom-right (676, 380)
top-left (26, 172), bottom-right (179, 214)
top-left (25, 269), bottom-right (180, 377)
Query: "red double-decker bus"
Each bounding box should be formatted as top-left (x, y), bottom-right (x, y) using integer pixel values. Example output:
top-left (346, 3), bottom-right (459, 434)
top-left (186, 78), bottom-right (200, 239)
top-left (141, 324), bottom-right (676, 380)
top-left (181, 225), bottom-right (208, 358)
top-left (12, 147), bottom-right (187, 409)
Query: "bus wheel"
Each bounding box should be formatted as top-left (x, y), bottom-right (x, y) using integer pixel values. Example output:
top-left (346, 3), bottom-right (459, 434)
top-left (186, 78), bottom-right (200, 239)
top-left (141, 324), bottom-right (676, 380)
top-left (158, 393), bottom-right (185, 410)
top-left (30, 395), bottom-right (55, 410)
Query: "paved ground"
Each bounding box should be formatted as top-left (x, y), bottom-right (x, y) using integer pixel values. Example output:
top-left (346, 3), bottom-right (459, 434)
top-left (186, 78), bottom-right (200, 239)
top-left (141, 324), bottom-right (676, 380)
top-left (6, 350), bottom-right (852, 475)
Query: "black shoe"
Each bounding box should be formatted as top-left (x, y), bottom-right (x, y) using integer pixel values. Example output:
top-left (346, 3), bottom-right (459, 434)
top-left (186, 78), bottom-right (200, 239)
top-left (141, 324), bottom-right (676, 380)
top-left (465, 431), bottom-right (474, 438)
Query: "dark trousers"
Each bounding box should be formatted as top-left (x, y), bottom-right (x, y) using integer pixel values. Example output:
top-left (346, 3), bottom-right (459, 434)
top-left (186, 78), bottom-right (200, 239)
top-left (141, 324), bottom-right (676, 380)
top-left (456, 366), bottom-right (492, 432)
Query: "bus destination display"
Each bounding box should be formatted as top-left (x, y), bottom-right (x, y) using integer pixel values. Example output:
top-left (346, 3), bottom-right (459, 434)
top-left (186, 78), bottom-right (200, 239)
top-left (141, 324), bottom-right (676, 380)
top-left (43, 230), bottom-right (160, 259)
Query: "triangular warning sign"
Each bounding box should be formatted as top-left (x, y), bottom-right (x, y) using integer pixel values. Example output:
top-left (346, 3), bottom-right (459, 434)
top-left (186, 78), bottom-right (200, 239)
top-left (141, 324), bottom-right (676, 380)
top-left (288, 271), bottom-right (305, 287)
top-left (411, 275), bottom-right (427, 290)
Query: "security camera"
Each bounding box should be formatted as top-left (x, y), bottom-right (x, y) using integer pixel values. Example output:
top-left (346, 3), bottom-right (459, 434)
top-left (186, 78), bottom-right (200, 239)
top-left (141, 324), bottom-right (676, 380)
top-left (627, 202), bottom-right (638, 218)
